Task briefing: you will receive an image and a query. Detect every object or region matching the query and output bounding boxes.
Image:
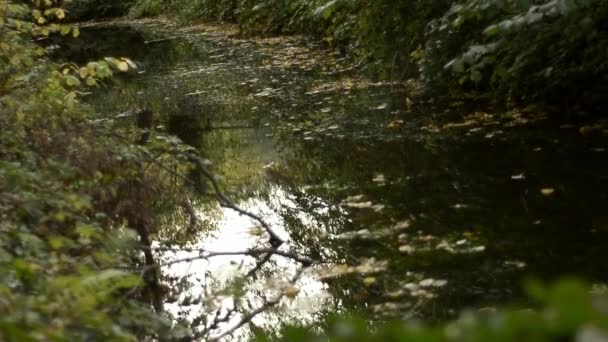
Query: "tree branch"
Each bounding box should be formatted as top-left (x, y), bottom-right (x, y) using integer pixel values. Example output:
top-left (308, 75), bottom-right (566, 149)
top-left (146, 247), bottom-right (313, 269)
top-left (207, 268), bottom-right (305, 341)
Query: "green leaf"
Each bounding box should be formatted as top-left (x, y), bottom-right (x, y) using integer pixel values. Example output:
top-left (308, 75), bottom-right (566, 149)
top-left (82, 269), bottom-right (141, 290)
top-left (314, 1), bottom-right (338, 20)
top-left (64, 75), bottom-right (80, 86)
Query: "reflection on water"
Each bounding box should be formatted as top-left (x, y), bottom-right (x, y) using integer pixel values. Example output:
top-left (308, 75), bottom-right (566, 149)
top-left (73, 21), bottom-right (608, 339)
top-left (161, 189), bottom-right (334, 339)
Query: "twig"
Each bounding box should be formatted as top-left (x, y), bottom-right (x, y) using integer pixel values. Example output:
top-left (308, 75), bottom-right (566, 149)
top-left (145, 36), bottom-right (182, 44)
top-left (208, 268), bottom-right (306, 341)
top-left (246, 253), bottom-right (273, 278)
top-left (182, 196), bottom-right (202, 232)
top-left (188, 153), bottom-right (285, 247)
top-left (198, 307), bottom-right (237, 338)
top-left (152, 247), bottom-right (312, 269)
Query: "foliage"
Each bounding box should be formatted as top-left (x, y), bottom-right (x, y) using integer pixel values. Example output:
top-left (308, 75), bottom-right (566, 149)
top-left (3, 0), bottom-right (608, 340)
top-left (64, 0), bottom-right (135, 20)
top-left (257, 279), bottom-right (608, 341)
top-left (427, 0), bottom-right (608, 106)
top-left (124, 0), bottom-right (608, 109)
top-left (0, 1), bottom-right (192, 340)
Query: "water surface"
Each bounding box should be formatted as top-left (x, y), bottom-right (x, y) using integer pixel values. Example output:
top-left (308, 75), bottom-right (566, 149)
top-left (67, 21), bottom-right (608, 339)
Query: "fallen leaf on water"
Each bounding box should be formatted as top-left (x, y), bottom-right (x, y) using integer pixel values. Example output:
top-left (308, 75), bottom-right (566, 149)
top-left (511, 173), bottom-right (525, 180)
top-left (540, 188), bottom-right (555, 196)
top-left (345, 195), bottom-right (364, 202)
top-left (345, 201), bottom-right (373, 209)
top-left (249, 225), bottom-right (266, 236)
top-left (387, 290), bottom-right (405, 298)
top-left (283, 286), bottom-right (300, 299)
top-left (373, 174), bottom-right (386, 183)
top-left (398, 245), bottom-right (414, 253)
top-left (395, 220), bottom-right (410, 230)
top-left (419, 279), bottom-right (435, 287)
top-left (470, 246), bottom-right (486, 253)
top-left (433, 279), bottom-right (448, 287)
top-left (363, 277), bottom-right (377, 286)
top-left (372, 204), bottom-right (386, 212)
top-left (403, 283), bottom-right (419, 291)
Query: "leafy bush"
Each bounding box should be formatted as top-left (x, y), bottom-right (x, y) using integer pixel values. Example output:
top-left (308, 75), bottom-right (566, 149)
top-left (125, 0), bottom-right (608, 109)
top-left (65, 0), bottom-right (135, 20)
top-left (3, 0), bottom-right (608, 339)
top-left (128, 0), bottom-right (168, 18)
top-left (427, 0), bottom-right (608, 107)
top-left (1, 1), bottom-right (187, 340)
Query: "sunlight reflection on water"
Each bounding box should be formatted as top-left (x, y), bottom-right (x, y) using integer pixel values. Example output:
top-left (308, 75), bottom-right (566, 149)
top-left (162, 187), bottom-right (335, 340)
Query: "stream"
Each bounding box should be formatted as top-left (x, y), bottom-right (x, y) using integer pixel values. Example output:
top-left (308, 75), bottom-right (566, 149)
top-left (61, 19), bottom-right (608, 340)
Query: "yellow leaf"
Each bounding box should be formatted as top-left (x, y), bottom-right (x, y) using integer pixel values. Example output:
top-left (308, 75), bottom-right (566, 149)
top-left (56, 9), bottom-right (65, 20)
top-left (116, 61), bottom-right (129, 72)
top-left (540, 188), bottom-right (555, 196)
top-left (79, 67), bottom-right (88, 78)
top-left (37, 16), bottom-right (46, 25)
top-left (363, 277), bottom-right (376, 286)
top-left (283, 286), bottom-right (300, 299)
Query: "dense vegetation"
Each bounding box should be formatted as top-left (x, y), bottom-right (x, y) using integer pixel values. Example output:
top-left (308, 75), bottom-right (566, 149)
top-left (2, 0), bottom-right (608, 341)
top-left (117, 0), bottom-right (608, 111)
top-left (1, 1), bottom-right (199, 339)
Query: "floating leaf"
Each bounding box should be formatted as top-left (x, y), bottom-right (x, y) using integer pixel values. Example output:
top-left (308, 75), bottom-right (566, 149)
top-left (541, 188), bottom-right (555, 196)
top-left (373, 174), bottom-right (385, 183)
top-left (420, 279), bottom-right (435, 287)
top-left (345, 201), bottom-right (373, 209)
top-left (283, 285), bottom-right (300, 298)
top-left (399, 245), bottom-right (414, 253)
top-left (363, 277), bottom-right (377, 286)
top-left (511, 173), bottom-right (526, 180)
top-left (395, 221), bottom-right (410, 230)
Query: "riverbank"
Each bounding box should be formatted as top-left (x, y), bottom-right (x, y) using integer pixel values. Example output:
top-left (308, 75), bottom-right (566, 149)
top-left (3, 3), bottom-right (608, 339)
